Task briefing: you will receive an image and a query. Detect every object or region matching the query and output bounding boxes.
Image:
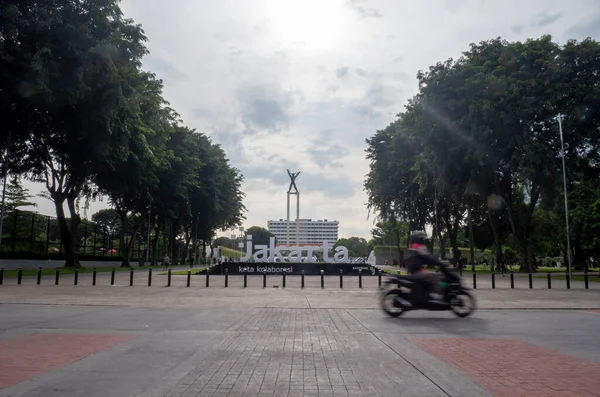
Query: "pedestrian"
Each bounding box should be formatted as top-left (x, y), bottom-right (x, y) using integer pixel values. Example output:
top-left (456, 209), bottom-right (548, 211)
top-left (162, 253), bottom-right (170, 271)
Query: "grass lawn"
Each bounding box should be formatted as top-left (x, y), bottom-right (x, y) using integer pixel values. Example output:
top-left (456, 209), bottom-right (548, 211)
top-left (159, 268), bottom-right (207, 276)
top-left (1, 265), bottom-right (165, 278)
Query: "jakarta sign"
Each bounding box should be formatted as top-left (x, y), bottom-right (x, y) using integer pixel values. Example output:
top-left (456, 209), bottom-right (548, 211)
top-left (239, 237), bottom-right (348, 263)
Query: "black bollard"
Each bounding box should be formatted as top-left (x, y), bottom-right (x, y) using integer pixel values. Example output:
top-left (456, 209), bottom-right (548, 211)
top-left (17, 268), bottom-right (22, 285)
top-left (130, 269), bottom-right (134, 286)
top-left (110, 268), bottom-right (116, 286)
top-left (491, 272), bottom-right (495, 289)
top-left (378, 271), bottom-right (381, 287)
top-left (282, 272), bottom-right (286, 288)
top-left (225, 269), bottom-right (228, 288)
top-left (547, 273), bottom-right (551, 289)
top-left (528, 273), bottom-right (533, 289)
top-left (584, 270), bottom-right (589, 290)
top-left (320, 270), bottom-right (324, 289)
top-left (339, 270), bottom-right (343, 289)
top-left (93, 268), bottom-right (97, 286)
top-left (205, 273), bottom-right (209, 287)
top-left (187, 270), bottom-right (191, 288)
top-left (510, 272), bottom-right (514, 289)
top-left (301, 270), bottom-right (304, 289)
top-left (472, 272), bottom-right (477, 289)
top-left (566, 273), bottom-right (570, 290)
top-left (244, 273), bottom-right (247, 288)
top-left (263, 272), bottom-right (267, 288)
top-left (167, 268), bottom-right (172, 287)
top-left (74, 268), bottom-right (78, 286)
top-left (37, 267), bottom-right (42, 285)
top-left (148, 268), bottom-right (152, 287)
top-left (359, 269), bottom-right (362, 289)
top-left (55, 267), bottom-right (60, 285)
top-left (0, 267), bottom-right (3, 285)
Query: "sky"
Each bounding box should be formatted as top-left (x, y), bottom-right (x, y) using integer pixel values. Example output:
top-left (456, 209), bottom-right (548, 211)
top-left (18, 0), bottom-right (600, 239)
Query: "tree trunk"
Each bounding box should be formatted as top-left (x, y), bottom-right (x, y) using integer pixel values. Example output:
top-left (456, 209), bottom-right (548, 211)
top-left (467, 203), bottom-right (475, 266)
top-left (53, 194), bottom-right (79, 268)
top-left (118, 210), bottom-right (130, 267)
top-left (184, 224), bottom-right (191, 263)
top-left (60, 195), bottom-right (81, 268)
top-left (488, 210), bottom-right (504, 271)
top-left (151, 224), bottom-right (161, 266)
top-left (170, 222), bottom-right (179, 266)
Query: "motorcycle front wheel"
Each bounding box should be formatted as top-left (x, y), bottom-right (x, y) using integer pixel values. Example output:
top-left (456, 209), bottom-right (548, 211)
top-left (449, 290), bottom-right (476, 318)
top-left (381, 289), bottom-right (406, 317)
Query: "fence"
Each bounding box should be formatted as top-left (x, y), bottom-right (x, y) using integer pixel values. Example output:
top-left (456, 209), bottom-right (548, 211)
top-left (0, 209), bottom-right (148, 260)
top-left (0, 266), bottom-right (596, 290)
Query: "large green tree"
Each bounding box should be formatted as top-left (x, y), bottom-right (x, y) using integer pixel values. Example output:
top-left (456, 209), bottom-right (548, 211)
top-left (365, 35), bottom-right (600, 272)
top-left (1, 0), bottom-right (148, 267)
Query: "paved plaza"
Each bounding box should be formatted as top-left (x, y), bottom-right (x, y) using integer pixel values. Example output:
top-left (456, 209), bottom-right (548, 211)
top-left (0, 273), bottom-right (599, 396)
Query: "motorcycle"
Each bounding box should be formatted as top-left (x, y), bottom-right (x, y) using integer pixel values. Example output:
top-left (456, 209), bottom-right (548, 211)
top-left (379, 265), bottom-right (476, 318)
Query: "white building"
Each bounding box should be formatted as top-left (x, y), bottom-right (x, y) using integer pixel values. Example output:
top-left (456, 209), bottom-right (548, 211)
top-left (267, 219), bottom-right (339, 246)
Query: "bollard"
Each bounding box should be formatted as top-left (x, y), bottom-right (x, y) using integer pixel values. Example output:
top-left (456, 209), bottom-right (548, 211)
top-left (301, 270), bottom-right (304, 289)
top-left (547, 272), bottom-right (551, 289)
top-left (566, 273), bottom-right (570, 290)
top-left (359, 269), bottom-right (362, 289)
top-left (528, 273), bottom-right (533, 289)
top-left (74, 268), bottom-right (78, 286)
top-left (472, 272), bottom-right (477, 289)
top-left (93, 268), bottom-right (97, 286)
top-left (263, 272), bottom-right (267, 288)
top-left (130, 269), bottom-right (134, 286)
top-left (37, 267), bottom-right (42, 285)
top-left (148, 268), bottom-right (152, 287)
top-left (244, 273), bottom-right (247, 288)
top-left (282, 272), bottom-right (286, 288)
top-left (584, 270), bottom-right (589, 290)
top-left (205, 273), bottom-right (209, 288)
top-left (17, 268), bottom-right (22, 285)
top-left (491, 272), bottom-right (495, 289)
top-left (340, 269), bottom-right (343, 289)
top-left (225, 269), bottom-right (228, 288)
top-left (55, 267), bottom-right (60, 285)
top-left (110, 268), bottom-right (116, 286)
top-left (378, 271), bottom-right (381, 287)
top-left (510, 272), bottom-right (514, 289)
top-left (320, 270), bottom-right (324, 289)
top-left (187, 270), bottom-right (191, 288)
top-left (0, 267), bottom-right (3, 285)
top-left (167, 268), bottom-right (172, 287)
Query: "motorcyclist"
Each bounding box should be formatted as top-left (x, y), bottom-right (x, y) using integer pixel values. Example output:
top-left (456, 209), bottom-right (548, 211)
top-left (405, 231), bottom-right (445, 303)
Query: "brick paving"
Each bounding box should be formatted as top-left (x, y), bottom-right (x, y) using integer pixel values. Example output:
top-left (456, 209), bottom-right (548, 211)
top-left (162, 309), bottom-right (447, 397)
top-left (0, 333), bottom-right (135, 390)
top-left (410, 337), bottom-right (600, 397)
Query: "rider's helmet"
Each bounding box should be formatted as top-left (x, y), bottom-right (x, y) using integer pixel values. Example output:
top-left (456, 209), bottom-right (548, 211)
top-left (409, 231), bottom-right (429, 249)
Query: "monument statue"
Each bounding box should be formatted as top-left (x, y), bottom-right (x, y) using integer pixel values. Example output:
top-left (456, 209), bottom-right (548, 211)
top-left (287, 169), bottom-right (300, 193)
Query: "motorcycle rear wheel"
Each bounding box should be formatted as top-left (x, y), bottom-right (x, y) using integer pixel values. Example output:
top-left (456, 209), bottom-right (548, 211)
top-left (381, 289), bottom-right (406, 317)
top-left (449, 290), bottom-right (476, 318)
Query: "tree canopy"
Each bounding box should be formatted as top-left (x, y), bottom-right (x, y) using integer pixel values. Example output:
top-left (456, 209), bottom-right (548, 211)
top-left (365, 35), bottom-right (600, 271)
top-left (0, 0), bottom-right (246, 266)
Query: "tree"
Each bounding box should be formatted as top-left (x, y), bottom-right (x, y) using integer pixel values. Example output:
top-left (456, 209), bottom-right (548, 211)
top-left (364, 35), bottom-right (600, 272)
top-left (244, 226), bottom-right (274, 251)
top-left (2, 0), bottom-right (149, 267)
top-left (369, 219), bottom-right (408, 258)
top-left (91, 209), bottom-right (121, 236)
top-left (4, 177), bottom-right (36, 212)
top-left (335, 237), bottom-right (368, 258)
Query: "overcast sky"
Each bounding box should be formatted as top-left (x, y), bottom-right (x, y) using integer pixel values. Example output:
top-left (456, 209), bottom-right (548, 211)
top-left (20, 0), bottom-right (600, 238)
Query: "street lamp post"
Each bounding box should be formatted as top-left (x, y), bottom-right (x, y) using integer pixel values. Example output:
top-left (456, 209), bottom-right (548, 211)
top-left (558, 114), bottom-right (572, 280)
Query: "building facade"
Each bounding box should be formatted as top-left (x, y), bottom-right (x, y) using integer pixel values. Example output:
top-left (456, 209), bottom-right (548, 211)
top-left (267, 219), bottom-right (339, 246)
